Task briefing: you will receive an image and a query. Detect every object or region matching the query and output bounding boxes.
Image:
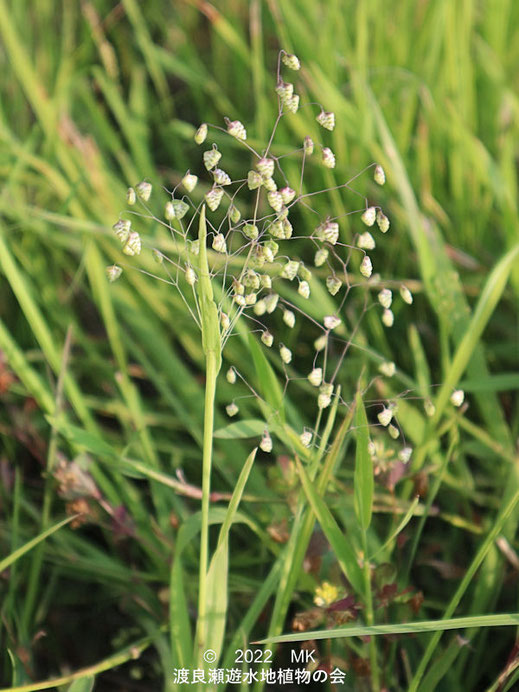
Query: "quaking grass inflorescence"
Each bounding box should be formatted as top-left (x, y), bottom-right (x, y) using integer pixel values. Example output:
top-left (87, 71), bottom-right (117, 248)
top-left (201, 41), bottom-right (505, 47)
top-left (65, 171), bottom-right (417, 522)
top-left (106, 49), bottom-right (423, 460)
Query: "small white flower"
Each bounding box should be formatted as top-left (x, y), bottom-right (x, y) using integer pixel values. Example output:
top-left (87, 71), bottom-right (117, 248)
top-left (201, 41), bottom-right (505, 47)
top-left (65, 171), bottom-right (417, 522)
top-left (326, 275), bottom-right (342, 295)
top-left (400, 284), bottom-right (413, 304)
top-left (283, 310), bottom-right (296, 328)
top-left (303, 136), bottom-right (314, 155)
top-left (226, 402), bottom-right (239, 417)
top-left (316, 111), bottom-right (335, 131)
top-left (113, 219), bottom-right (131, 243)
top-left (265, 293), bottom-right (279, 313)
top-left (280, 345), bottom-right (292, 364)
top-left (256, 157), bottom-right (275, 178)
top-left (206, 187), bottom-right (224, 212)
top-left (182, 172), bottom-right (198, 192)
top-left (378, 361), bottom-right (395, 377)
top-left (376, 210), bottom-right (390, 233)
top-left (378, 289), bottom-right (393, 309)
top-left (247, 170), bottom-right (263, 190)
top-left (123, 231), bottom-right (141, 256)
top-left (261, 331), bottom-right (274, 347)
top-left (314, 335), bottom-right (327, 352)
top-left (374, 164), bottom-right (386, 185)
top-left (282, 52), bottom-right (301, 70)
top-left (300, 430), bottom-right (313, 447)
top-left (254, 299), bottom-right (266, 316)
top-left (281, 261), bottom-right (300, 281)
top-left (377, 407), bottom-right (393, 427)
top-left (226, 118), bottom-right (247, 140)
top-left (423, 399), bottom-right (435, 417)
top-left (357, 232), bottom-right (375, 250)
top-left (106, 265), bottom-right (122, 282)
top-left (398, 446), bottom-right (413, 464)
top-left (234, 294), bottom-right (246, 307)
top-left (324, 315), bottom-right (341, 330)
top-left (212, 232), bottom-right (227, 253)
top-left (298, 281), bottom-right (310, 299)
top-left (261, 275), bottom-right (272, 289)
top-left (185, 266), bottom-right (197, 286)
top-left (361, 207), bottom-right (376, 226)
top-left (226, 367), bottom-right (236, 384)
top-left (360, 255), bottom-right (373, 278)
top-left (245, 293), bottom-right (257, 305)
top-left (450, 390), bottom-right (465, 407)
top-left (213, 168), bottom-right (232, 186)
top-left (308, 368), bottom-right (322, 387)
top-left (203, 147), bottom-right (221, 171)
top-left (260, 431), bottom-right (273, 453)
top-left (220, 312), bottom-right (230, 330)
top-left (314, 248), bottom-right (329, 267)
top-left (318, 393), bottom-right (332, 409)
top-left (388, 424), bottom-right (400, 440)
top-left (382, 309), bottom-right (394, 327)
top-left (322, 147), bottom-right (336, 168)
top-left (136, 181), bottom-right (152, 202)
top-left (194, 123), bottom-right (208, 144)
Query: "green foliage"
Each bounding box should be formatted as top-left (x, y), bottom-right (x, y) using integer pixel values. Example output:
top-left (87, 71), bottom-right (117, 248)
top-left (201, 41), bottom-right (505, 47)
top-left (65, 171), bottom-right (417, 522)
top-left (0, 1), bottom-right (518, 690)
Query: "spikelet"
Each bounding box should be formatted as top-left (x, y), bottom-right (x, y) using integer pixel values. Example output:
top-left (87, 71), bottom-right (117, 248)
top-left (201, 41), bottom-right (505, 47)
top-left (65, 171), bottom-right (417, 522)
top-left (280, 345), bottom-right (292, 364)
top-left (360, 255), bottom-right (373, 278)
top-left (213, 168), bottom-right (232, 186)
top-left (374, 164), bottom-right (386, 185)
top-left (165, 199), bottom-right (189, 221)
top-left (261, 331), bottom-right (274, 347)
top-left (281, 261), bottom-right (299, 280)
top-left (376, 210), bottom-right (390, 233)
top-left (212, 232), bottom-right (227, 253)
top-left (229, 204), bottom-right (241, 223)
top-left (450, 390), bottom-right (465, 407)
top-left (357, 232), bottom-right (376, 250)
top-left (260, 430), bottom-right (273, 452)
top-left (378, 289), bottom-right (393, 309)
top-left (226, 402), bottom-right (239, 417)
top-left (106, 265), bottom-right (122, 282)
top-left (326, 275), bottom-right (342, 296)
top-left (136, 181), bottom-right (152, 202)
top-left (122, 231), bottom-right (141, 256)
top-left (314, 248), bottom-right (329, 267)
top-left (182, 172), bottom-right (198, 193)
top-left (361, 207), bottom-right (376, 226)
top-left (285, 94), bottom-right (300, 113)
top-left (280, 186), bottom-right (296, 204)
top-left (126, 187), bottom-right (136, 205)
top-left (303, 136), bottom-right (314, 155)
top-left (283, 310), bottom-right (296, 328)
top-left (267, 190), bottom-right (284, 212)
top-left (275, 80), bottom-right (294, 103)
top-left (282, 53), bottom-right (301, 70)
top-left (324, 315), bottom-right (341, 330)
top-left (298, 281), bottom-right (310, 298)
top-left (382, 309), bottom-right (394, 327)
top-left (300, 430), bottom-right (313, 448)
top-left (316, 111), bottom-right (335, 131)
top-left (243, 223), bottom-right (259, 240)
top-left (203, 146), bottom-right (222, 171)
top-left (247, 170), bottom-right (263, 190)
top-left (256, 157), bottom-right (275, 178)
top-left (308, 368), bottom-right (322, 387)
top-left (226, 118), bottom-right (247, 140)
top-left (378, 361), bottom-right (395, 377)
top-left (113, 219), bottom-right (131, 243)
top-left (322, 147), bottom-right (336, 168)
top-left (194, 123), bottom-right (208, 144)
top-left (400, 284), bottom-right (413, 304)
top-left (226, 367), bottom-right (236, 384)
top-left (205, 187), bottom-right (224, 211)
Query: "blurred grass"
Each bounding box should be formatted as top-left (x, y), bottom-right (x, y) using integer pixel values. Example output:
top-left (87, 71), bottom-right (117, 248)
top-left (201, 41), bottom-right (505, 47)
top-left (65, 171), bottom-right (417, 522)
top-left (0, 0), bottom-right (518, 690)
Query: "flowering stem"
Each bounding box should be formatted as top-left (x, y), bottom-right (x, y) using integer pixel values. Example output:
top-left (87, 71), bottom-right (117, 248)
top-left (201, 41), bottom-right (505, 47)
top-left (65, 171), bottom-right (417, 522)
top-left (196, 347), bottom-right (218, 664)
top-left (195, 205), bottom-right (222, 667)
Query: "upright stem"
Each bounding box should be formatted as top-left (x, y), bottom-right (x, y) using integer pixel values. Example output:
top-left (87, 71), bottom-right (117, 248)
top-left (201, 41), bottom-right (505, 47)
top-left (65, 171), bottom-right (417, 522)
top-left (196, 348), bottom-right (218, 664)
top-left (362, 530), bottom-right (380, 691)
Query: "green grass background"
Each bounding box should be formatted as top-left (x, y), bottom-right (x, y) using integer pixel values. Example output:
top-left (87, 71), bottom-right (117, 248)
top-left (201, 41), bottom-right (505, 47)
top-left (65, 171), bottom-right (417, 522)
top-left (0, 1), bottom-right (518, 690)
